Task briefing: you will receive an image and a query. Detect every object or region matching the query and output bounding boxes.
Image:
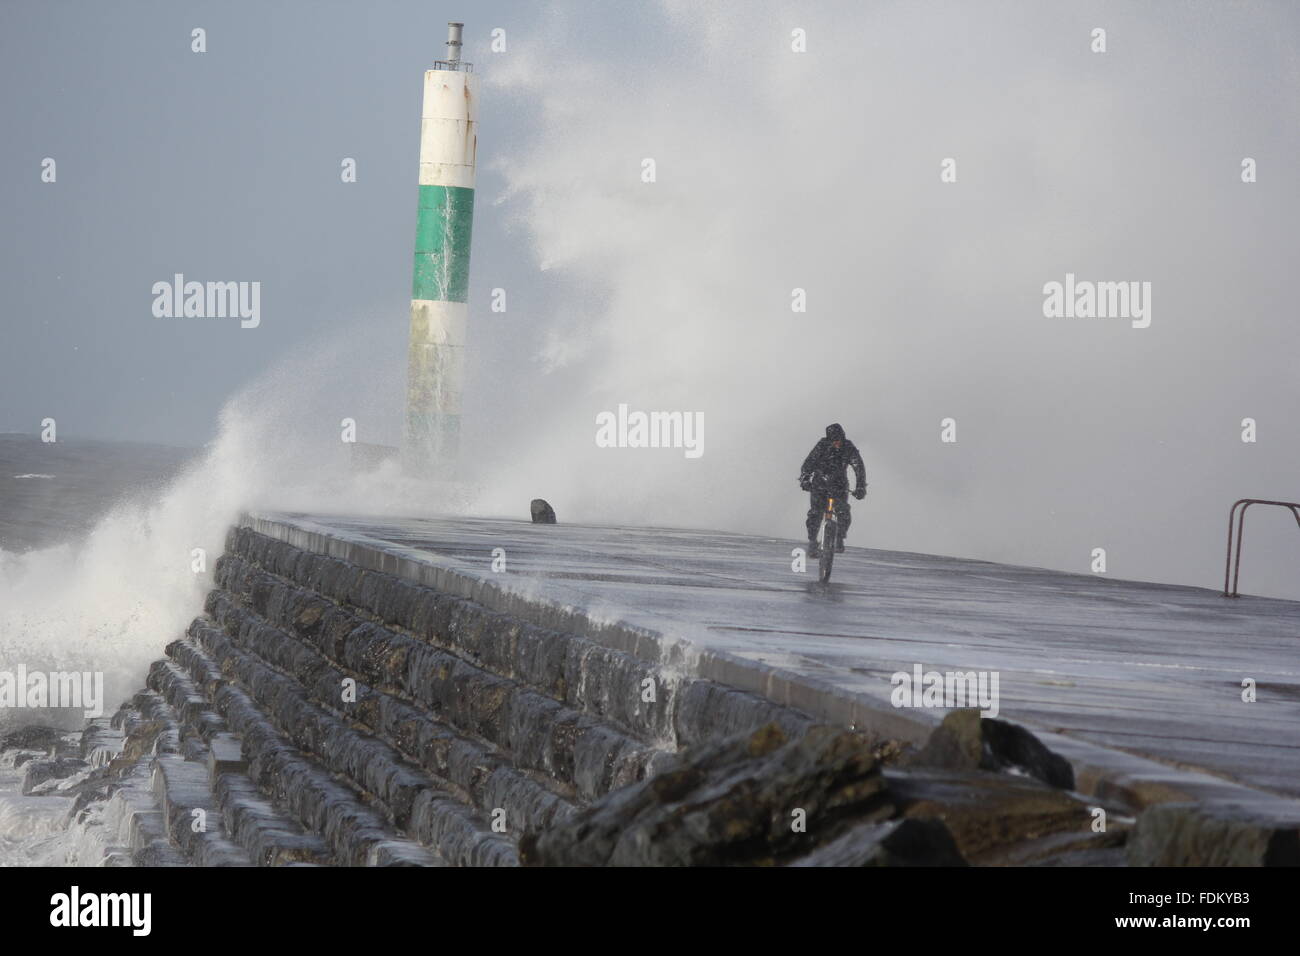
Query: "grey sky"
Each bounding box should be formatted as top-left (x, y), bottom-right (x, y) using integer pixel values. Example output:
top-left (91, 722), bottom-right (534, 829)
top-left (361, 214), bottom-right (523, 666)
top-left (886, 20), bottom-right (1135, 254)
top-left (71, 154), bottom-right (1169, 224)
top-left (0, 1), bottom-right (526, 446)
top-left (2, 1), bottom-right (1298, 598)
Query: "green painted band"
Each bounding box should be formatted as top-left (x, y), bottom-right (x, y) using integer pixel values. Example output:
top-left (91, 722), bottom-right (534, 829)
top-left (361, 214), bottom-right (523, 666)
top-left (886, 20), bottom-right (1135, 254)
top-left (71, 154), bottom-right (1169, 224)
top-left (412, 184), bottom-right (475, 302)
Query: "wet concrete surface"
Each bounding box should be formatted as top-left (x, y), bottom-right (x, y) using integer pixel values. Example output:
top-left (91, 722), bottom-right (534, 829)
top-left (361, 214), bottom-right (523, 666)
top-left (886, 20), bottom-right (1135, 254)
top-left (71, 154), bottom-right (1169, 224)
top-left (250, 512), bottom-right (1300, 807)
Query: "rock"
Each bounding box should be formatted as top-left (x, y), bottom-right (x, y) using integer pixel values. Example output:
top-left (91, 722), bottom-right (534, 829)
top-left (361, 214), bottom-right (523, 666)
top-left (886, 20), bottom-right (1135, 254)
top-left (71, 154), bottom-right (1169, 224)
top-left (911, 709), bottom-right (1074, 790)
top-left (530, 499), bottom-right (557, 524)
top-left (790, 818), bottom-right (967, 866)
top-left (885, 767), bottom-right (1098, 864)
top-left (0, 749), bottom-right (47, 769)
top-left (22, 756), bottom-right (89, 794)
top-left (0, 724), bottom-right (63, 753)
top-left (1012, 833), bottom-right (1129, 867)
top-left (1127, 802), bottom-right (1300, 866)
top-left (520, 723), bottom-right (893, 866)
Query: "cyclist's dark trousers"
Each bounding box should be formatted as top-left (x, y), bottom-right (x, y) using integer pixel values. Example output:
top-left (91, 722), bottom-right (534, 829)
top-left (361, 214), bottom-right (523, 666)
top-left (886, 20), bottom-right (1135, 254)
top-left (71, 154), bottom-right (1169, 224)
top-left (806, 493), bottom-right (851, 542)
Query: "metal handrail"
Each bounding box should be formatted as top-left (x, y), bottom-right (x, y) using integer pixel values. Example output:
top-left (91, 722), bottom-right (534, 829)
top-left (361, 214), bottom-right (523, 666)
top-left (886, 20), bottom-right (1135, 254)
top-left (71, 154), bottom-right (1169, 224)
top-left (1223, 498), bottom-right (1300, 597)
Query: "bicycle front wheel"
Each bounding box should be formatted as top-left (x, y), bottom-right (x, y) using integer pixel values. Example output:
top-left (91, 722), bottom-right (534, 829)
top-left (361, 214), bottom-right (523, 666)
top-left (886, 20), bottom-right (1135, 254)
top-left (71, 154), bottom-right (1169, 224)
top-left (818, 517), bottom-right (836, 583)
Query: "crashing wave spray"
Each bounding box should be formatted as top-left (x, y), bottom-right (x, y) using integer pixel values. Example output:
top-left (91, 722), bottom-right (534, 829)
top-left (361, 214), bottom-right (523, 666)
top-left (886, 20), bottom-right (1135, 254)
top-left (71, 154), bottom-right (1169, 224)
top-left (0, 330), bottom-right (443, 861)
top-left (0, 331), bottom-right (430, 731)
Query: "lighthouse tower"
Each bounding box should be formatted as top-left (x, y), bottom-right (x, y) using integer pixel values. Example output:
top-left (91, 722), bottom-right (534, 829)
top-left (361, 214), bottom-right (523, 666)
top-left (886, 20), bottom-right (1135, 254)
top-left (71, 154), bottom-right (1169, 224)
top-left (404, 22), bottom-right (477, 476)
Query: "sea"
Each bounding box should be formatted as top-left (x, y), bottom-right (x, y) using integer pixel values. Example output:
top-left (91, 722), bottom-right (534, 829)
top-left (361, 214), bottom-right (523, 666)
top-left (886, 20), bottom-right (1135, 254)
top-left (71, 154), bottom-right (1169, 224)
top-left (0, 434), bottom-right (198, 865)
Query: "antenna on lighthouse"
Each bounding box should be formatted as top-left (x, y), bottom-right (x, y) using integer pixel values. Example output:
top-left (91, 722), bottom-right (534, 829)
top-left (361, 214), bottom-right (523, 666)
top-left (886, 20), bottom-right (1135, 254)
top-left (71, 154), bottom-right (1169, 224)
top-left (434, 22), bottom-right (471, 72)
top-left (445, 22), bottom-right (464, 68)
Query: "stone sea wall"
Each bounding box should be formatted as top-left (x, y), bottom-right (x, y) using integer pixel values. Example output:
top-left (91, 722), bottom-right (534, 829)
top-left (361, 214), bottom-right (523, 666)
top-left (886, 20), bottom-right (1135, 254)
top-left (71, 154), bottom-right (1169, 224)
top-left (8, 522), bottom-right (1294, 867)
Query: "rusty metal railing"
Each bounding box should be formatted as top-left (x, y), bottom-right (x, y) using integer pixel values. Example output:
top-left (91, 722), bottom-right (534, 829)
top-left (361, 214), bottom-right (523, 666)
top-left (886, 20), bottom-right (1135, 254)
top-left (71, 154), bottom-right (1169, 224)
top-left (1223, 498), bottom-right (1300, 597)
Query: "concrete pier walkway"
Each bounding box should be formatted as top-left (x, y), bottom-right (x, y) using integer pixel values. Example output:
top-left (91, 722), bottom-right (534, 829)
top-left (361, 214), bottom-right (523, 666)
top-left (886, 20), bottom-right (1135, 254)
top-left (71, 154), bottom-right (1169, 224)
top-left (248, 512), bottom-right (1300, 814)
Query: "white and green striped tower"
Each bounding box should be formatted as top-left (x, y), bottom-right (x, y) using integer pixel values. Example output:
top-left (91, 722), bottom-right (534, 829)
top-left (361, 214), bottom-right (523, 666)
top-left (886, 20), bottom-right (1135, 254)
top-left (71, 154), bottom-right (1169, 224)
top-left (405, 21), bottom-right (477, 476)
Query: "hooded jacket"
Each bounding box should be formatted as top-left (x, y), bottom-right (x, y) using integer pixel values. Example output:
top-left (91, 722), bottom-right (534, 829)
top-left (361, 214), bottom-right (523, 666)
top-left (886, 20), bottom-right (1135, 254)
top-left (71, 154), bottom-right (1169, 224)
top-left (800, 423), bottom-right (866, 496)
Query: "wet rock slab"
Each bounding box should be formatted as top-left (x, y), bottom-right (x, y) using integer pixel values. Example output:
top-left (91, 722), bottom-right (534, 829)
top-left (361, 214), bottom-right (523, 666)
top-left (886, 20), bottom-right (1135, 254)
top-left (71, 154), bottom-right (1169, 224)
top-left (522, 712), bottom-right (1139, 867)
top-left (1128, 802), bottom-right (1300, 866)
top-left (521, 723), bottom-right (897, 866)
top-left (22, 756), bottom-right (89, 794)
top-left (791, 818), bottom-right (966, 867)
top-left (910, 709), bottom-right (1074, 789)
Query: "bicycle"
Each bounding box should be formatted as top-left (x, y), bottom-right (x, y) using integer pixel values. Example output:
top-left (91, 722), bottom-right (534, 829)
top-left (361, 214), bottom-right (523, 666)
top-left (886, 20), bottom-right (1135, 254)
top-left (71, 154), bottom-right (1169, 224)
top-left (816, 495), bottom-right (838, 584)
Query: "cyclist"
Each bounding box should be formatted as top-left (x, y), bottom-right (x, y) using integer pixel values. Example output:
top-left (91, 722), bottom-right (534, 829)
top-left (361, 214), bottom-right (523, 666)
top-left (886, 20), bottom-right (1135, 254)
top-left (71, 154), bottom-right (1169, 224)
top-left (799, 423), bottom-right (867, 557)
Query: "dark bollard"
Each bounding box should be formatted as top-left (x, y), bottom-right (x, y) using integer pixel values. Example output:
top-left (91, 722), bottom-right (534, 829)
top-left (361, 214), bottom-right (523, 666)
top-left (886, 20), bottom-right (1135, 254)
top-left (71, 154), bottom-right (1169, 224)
top-left (530, 499), bottom-right (557, 524)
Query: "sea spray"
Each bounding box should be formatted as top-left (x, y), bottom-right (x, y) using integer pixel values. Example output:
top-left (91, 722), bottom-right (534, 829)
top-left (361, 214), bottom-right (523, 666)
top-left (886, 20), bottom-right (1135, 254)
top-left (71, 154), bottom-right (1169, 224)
top-left (0, 329), bottom-right (441, 731)
top-left (468, 2), bottom-right (1300, 600)
top-left (0, 327), bottom-right (456, 861)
